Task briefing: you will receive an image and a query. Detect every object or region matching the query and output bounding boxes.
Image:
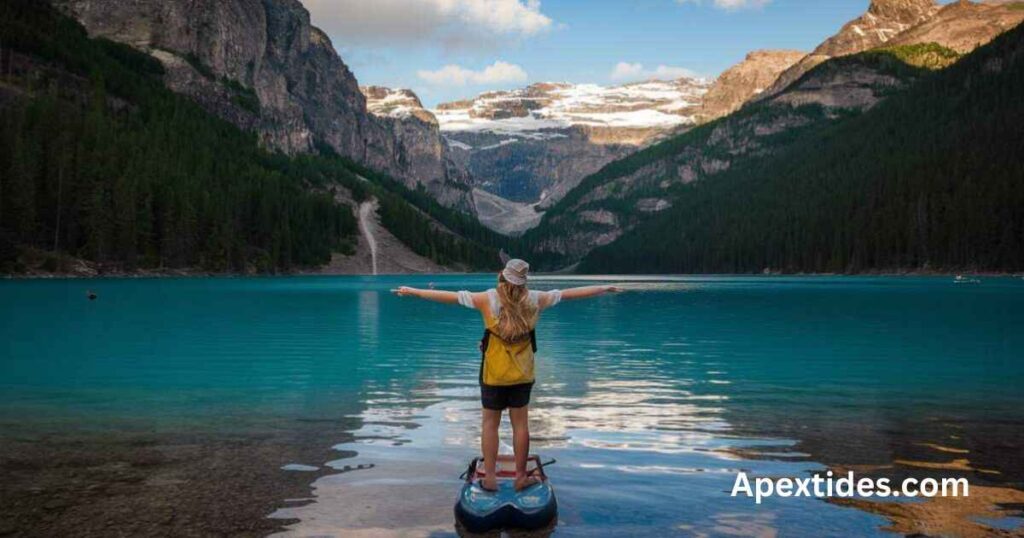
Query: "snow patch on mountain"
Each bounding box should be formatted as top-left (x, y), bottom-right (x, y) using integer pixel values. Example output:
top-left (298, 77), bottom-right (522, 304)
top-left (362, 86), bottom-right (436, 123)
top-left (434, 79), bottom-right (710, 138)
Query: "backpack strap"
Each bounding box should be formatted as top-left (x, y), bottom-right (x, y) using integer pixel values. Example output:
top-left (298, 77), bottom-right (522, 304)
top-left (479, 329), bottom-right (491, 385)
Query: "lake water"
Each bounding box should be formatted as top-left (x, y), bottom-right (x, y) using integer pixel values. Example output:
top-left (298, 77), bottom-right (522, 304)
top-left (2, 275), bottom-right (1023, 536)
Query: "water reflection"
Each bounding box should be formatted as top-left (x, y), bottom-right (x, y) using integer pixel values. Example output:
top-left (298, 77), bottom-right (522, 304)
top-left (531, 379), bottom-right (730, 453)
top-left (270, 362), bottom-right (878, 537)
top-left (261, 276), bottom-right (1024, 536)
top-left (358, 290), bottom-right (380, 349)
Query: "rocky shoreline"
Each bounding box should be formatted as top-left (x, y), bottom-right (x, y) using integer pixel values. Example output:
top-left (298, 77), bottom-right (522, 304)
top-left (0, 423), bottom-right (352, 537)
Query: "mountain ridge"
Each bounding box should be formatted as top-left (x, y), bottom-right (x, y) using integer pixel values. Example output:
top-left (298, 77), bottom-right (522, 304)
top-left (359, 85), bottom-right (474, 211)
top-left (0, 0), bottom-right (505, 275)
top-left (521, 0), bottom-right (1024, 267)
top-left (697, 49), bottom-right (806, 122)
top-left (757, 0), bottom-right (941, 100)
top-left (434, 78), bottom-right (710, 215)
top-left (49, 0), bottom-right (476, 213)
top-left (523, 45), bottom-right (950, 264)
top-left (579, 22), bottom-right (1024, 273)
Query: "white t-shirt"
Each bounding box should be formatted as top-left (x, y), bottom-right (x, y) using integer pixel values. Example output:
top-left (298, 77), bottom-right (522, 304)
top-left (456, 288), bottom-right (562, 314)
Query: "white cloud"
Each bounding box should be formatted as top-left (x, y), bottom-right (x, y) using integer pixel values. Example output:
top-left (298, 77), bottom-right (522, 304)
top-left (651, 65), bottom-right (700, 79)
top-left (610, 62), bottom-right (700, 82)
top-left (610, 62), bottom-right (645, 81)
top-left (418, 61), bottom-right (529, 86)
top-left (676, 0), bottom-right (770, 10)
top-left (302, 0), bottom-right (553, 48)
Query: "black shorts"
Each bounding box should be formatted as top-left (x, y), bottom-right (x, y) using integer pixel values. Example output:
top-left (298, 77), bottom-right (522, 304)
top-left (480, 383), bottom-right (533, 411)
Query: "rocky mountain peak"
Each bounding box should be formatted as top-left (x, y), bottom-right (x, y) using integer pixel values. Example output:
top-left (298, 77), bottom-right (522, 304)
top-left (434, 77), bottom-right (710, 219)
top-left (435, 78), bottom-right (709, 136)
top-left (866, 0), bottom-right (938, 21)
top-left (51, 0), bottom-right (475, 213)
top-left (698, 49), bottom-right (806, 122)
top-left (362, 86), bottom-right (422, 107)
top-left (815, 0), bottom-right (939, 57)
top-left (361, 86), bottom-right (436, 124)
top-left (745, 49), bottom-right (802, 61)
top-left (885, 0), bottom-right (1024, 53)
top-left (52, 0), bottom-right (369, 154)
top-left (755, 0), bottom-right (942, 100)
top-left (527, 82), bottom-right (574, 93)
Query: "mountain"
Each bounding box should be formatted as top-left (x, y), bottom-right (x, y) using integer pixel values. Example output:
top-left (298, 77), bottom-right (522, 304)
top-left (522, 43), bottom-right (961, 265)
top-left (885, 0), bottom-right (1024, 52)
top-left (0, 0), bottom-right (503, 275)
top-left (49, 0), bottom-right (475, 213)
top-left (435, 78), bottom-right (709, 219)
top-left (579, 22), bottom-right (1024, 273)
top-left (697, 50), bottom-right (806, 122)
top-left (360, 86), bottom-right (474, 212)
top-left (523, 0), bottom-right (1024, 267)
top-left (758, 0), bottom-right (941, 100)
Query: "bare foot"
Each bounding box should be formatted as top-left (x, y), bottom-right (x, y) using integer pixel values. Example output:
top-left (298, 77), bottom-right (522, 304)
top-left (480, 477), bottom-right (499, 492)
top-left (514, 475), bottom-right (539, 491)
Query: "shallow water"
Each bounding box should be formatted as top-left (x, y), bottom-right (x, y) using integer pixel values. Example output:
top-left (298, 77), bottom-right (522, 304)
top-left (2, 275), bottom-right (1023, 536)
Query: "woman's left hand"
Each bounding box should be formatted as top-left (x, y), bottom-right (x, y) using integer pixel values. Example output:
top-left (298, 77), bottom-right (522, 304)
top-left (392, 286), bottom-right (416, 297)
top-left (605, 285), bottom-right (623, 293)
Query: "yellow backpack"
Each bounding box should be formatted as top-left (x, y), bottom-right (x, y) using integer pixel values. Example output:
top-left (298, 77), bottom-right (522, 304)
top-left (479, 310), bottom-right (537, 387)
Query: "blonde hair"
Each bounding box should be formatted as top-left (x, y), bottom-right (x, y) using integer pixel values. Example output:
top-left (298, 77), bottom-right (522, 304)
top-left (494, 273), bottom-right (538, 342)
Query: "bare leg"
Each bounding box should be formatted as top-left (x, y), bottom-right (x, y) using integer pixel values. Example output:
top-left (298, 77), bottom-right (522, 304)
top-left (509, 406), bottom-right (538, 491)
top-left (481, 408), bottom-right (501, 491)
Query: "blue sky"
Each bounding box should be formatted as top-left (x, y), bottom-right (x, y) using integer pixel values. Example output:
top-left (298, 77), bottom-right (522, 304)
top-left (299, 1), bottom-right (909, 107)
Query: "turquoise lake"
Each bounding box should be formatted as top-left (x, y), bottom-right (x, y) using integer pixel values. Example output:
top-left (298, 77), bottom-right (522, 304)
top-left (2, 275), bottom-right (1024, 536)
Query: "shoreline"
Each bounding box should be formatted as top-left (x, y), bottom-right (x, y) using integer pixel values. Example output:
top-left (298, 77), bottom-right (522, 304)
top-left (0, 423), bottom-right (352, 538)
top-left (5, 415), bottom-right (1023, 537)
top-left (5, 269), bottom-right (1023, 280)
top-left (5, 248), bottom-right (1023, 280)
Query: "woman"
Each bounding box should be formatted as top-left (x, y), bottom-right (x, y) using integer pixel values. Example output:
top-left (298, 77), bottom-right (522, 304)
top-left (393, 259), bottom-right (620, 491)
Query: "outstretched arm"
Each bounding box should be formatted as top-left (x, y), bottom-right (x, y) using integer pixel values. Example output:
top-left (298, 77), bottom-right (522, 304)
top-left (392, 286), bottom-right (459, 304)
top-left (558, 284), bottom-right (622, 302)
top-left (392, 287), bottom-right (488, 309)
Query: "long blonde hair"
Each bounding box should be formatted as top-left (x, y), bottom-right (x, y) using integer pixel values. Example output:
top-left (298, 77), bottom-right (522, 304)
top-left (493, 274), bottom-right (538, 342)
